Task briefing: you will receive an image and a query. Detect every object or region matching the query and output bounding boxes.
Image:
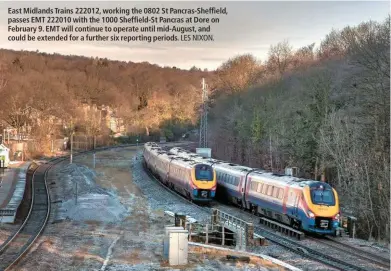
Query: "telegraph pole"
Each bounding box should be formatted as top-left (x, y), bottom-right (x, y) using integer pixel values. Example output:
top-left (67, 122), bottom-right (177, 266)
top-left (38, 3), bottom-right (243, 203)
top-left (70, 119), bottom-right (74, 164)
top-left (70, 131), bottom-right (74, 164)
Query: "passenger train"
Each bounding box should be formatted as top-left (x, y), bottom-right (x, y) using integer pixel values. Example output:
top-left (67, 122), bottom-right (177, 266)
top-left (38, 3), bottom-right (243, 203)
top-left (142, 142), bottom-right (217, 203)
top-left (169, 147), bottom-right (340, 236)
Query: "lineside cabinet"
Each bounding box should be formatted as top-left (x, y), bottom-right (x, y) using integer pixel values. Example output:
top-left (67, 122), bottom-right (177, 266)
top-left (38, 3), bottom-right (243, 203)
top-left (163, 226), bottom-right (189, 265)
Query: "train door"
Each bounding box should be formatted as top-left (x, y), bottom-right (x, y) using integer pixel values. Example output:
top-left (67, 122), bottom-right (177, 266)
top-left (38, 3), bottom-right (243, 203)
top-left (241, 176), bottom-right (251, 209)
top-left (293, 194), bottom-right (299, 217)
top-left (240, 176), bottom-right (246, 207)
top-left (287, 189), bottom-right (299, 218)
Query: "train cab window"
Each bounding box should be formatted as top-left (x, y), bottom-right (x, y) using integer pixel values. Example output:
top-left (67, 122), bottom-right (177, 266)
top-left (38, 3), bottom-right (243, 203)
top-left (195, 164), bottom-right (214, 181)
top-left (310, 183), bottom-right (335, 206)
top-left (236, 177), bottom-right (240, 186)
top-left (278, 188), bottom-right (284, 199)
top-left (267, 185), bottom-right (273, 196)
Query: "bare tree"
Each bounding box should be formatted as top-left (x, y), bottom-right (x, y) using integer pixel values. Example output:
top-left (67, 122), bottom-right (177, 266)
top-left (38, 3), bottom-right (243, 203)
top-left (216, 54), bottom-right (260, 93)
top-left (267, 40), bottom-right (293, 76)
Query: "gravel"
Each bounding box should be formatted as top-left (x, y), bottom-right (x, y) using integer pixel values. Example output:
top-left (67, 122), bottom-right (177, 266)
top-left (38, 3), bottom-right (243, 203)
top-left (51, 163), bottom-right (128, 223)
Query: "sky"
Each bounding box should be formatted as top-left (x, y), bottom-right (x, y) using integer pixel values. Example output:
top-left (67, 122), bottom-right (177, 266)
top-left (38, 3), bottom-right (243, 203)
top-left (0, 1), bottom-right (389, 70)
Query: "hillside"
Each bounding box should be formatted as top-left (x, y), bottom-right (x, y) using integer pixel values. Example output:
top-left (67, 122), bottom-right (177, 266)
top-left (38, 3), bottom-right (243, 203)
top-left (0, 49), bottom-right (214, 146)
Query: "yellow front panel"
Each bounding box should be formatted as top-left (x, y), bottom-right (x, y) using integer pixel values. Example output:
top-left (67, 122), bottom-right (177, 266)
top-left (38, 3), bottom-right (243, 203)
top-left (303, 186), bottom-right (339, 217)
top-left (191, 168), bottom-right (216, 189)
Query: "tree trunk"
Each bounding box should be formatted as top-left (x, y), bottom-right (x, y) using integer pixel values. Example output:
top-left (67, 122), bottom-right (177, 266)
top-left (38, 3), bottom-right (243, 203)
top-left (314, 156), bottom-right (319, 181)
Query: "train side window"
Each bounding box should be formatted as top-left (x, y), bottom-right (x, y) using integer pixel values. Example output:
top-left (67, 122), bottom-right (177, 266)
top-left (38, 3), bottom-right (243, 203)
top-left (262, 184), bottom-right (267, 194)
top-left (267, 185), bottom-right (273, 196)
top-left (236, 177), bottom-right (240, 186)
top-left (257, 183), bottom-right (263, 193)
top-left (273, 187), bottom-right (279, 198)
top-left (278, 188), bottom-right (284, 199)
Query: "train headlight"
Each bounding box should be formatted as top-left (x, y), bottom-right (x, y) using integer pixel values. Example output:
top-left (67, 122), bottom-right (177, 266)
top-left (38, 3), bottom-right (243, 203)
top-left (333, 213), bottom-right (340, 222)
top-left (307, 210), bottom-right (315, 218)
top-left (193, 189), bottom-right (198, 196)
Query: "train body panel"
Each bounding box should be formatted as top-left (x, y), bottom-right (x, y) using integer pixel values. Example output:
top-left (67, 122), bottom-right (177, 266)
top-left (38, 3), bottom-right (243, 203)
top-left (168, 146), bottom-right (341, 235)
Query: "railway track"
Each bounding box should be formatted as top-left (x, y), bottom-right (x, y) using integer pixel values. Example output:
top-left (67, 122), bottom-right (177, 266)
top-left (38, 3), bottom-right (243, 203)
top-left (215, 201), bottom-right (385, 271)
top-left (214, 199), bottom-right (383, 271)
top-left (0, 142), bottom-right (178, 271)
top-left (254, 224), bottom-right (373, 271)
top-left (0, 159), bottom-right (56, 271)
top-left (306, 235), bottom-right (390, 270)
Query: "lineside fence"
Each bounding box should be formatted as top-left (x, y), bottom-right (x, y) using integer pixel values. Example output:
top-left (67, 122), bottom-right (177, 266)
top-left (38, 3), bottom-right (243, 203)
top-left (168, 209), bottom-right (266, 251)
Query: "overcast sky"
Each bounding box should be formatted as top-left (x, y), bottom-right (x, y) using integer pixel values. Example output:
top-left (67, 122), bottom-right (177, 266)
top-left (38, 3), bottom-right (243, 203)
top-left (0, 1), bottom-right (389, 70)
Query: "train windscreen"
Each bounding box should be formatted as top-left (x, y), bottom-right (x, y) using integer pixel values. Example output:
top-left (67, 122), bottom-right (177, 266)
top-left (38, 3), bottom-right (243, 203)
top-left (310, 183), bottom-right (335, 206)
top-left (195, 164), bottom-right (214, 181)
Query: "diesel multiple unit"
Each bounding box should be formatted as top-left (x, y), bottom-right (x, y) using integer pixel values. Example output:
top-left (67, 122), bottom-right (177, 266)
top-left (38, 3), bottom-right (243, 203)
top-left (169, 147), bottom-right (341, 236)
top-left (143, 142), bottom-right (217, 202)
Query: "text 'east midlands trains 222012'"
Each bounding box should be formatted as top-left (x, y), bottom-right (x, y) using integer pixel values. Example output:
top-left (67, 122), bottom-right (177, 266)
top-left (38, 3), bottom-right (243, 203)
top-left (7, 6), bottom-right (228, 43)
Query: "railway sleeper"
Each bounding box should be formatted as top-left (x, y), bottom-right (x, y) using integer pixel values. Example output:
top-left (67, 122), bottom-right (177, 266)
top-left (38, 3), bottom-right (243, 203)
top-left (260, 217), bottom-right (304, 240)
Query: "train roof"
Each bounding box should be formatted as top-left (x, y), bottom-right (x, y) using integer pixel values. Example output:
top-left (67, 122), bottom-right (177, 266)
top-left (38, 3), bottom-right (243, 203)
top-left (145, 144), bottom-right (209, 168)
top-left (167, 147), bottom-right (324, 187)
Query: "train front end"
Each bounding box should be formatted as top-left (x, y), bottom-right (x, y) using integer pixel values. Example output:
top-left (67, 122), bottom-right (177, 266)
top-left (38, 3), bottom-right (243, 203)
top-left (189, 164), bottom-right (217, 202)
top-left (301, 182), bottom-right (340, 236)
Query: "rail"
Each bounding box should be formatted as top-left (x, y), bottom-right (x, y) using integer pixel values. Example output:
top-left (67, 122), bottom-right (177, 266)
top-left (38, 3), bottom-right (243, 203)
top-left (254, 225), bottom-right (370, 271)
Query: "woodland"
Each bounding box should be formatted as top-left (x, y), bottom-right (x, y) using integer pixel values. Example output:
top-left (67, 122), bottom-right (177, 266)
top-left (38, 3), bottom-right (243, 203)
top-left (0, 17), bottom-right (389, 241)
